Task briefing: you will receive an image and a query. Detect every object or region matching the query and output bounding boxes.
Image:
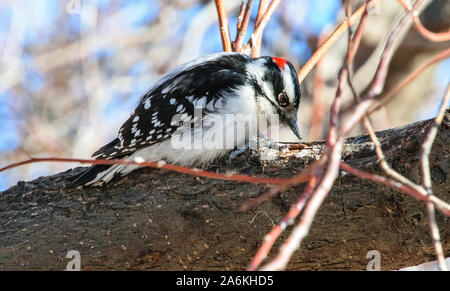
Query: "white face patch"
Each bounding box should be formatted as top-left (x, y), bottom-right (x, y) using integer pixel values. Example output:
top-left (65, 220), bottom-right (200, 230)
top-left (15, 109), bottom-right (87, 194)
top-left (246, 59), bottom-right (277, 104)
top-left (281, 65), bottom-right (295, 105)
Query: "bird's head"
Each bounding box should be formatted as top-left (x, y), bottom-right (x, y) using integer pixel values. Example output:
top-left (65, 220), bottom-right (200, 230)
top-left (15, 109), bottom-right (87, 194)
top-left (247, 56), bottom-right (302, 140)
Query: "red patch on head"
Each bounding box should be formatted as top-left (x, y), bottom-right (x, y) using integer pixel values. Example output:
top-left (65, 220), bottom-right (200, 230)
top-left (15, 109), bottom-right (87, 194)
top-left (272, 57), bottom-right (287, 70)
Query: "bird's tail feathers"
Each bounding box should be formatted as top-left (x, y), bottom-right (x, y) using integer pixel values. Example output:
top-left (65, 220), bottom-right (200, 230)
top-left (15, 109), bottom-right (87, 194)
top-left (69, 163), bottom-right (137, 187)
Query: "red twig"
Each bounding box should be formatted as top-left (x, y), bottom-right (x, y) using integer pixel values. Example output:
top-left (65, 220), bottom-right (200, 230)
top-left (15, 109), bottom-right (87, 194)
top-left (0, 157), bottom-right (308, 186)
top-left (369, 48), bottom-right (450, 114)
top-left (234, 0), bottom-right (255, 52)
top-left (247, 175), bottom-right (320, 270)
top-left (420, 83), bottom-right (450, 270)
top-left (341, 0), bottom-right (427, 137)
top-left (254, 1), bottom-right (372, 270)
top-left (248, 0), bottom-right (282, 54)
top-left (346, 3), bottom-right (370, 64)
top-left (366, 0), bottom-right (423, 100)
top-left (214, 0), bottom-right (233, 52)
top-left (397, 0), bottom-right (450, 42)
top-left (297, 0), bottom-right (379, 83)
top-left (340, 162), bottom-right (450, 217)
top-left (241, 157), bottom-right (326, 211)
top-left (236, 1), bottom-right (246, 32)
top-left (260, 142), bottom-right (344, 270)
top-left (251, 0), bottom-right (269, 57)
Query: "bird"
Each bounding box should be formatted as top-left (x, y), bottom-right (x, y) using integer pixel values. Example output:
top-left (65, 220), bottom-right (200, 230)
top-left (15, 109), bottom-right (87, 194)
top-left (70, 52), bottom-right (302, 187)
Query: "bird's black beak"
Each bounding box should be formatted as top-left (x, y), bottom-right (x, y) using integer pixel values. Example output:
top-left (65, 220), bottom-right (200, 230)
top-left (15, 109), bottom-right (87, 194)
top-left (287, 115), bottom-right (302, 140)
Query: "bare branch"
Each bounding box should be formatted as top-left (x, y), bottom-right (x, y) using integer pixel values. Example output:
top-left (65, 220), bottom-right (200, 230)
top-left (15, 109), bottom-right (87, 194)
top-left (260, 142), bottom-right (344, 271)
top-left (369, 48), bottom-right (450, 114)
top-left (247, 175), bottom-right (320, 271)
top-left (366, 0), bottom-right (426, 100)
top-left (0, 157), bottom-right (301, 186)
top-left (256, 0), bottom-right (372, 270)
top-left (236, 1), bottom-right (246, 32)
top-left (234, 0), bottom-right (255, 52)
top-left (297, 0), bottom-right (379, 83)
top-left (251, 0), bottom-right (269, 57)
top-left (214, 0), bottom-right (233, 52)
top-left (340, 162), bottom-right (450, 217)
top-left (420, 83), bottom-right (450, 270)
top-left (397, 0), bottom-right (450, 42)
top-left (248, 0), bottom-right (282, 55)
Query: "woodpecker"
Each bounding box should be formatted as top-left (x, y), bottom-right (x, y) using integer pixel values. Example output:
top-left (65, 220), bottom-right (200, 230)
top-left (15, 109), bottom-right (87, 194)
top-left (70, 52), bottom-right (302, 186)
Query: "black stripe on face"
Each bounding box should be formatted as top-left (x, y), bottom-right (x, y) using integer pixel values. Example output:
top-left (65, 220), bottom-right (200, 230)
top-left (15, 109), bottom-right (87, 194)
top-left (261, 58), bottom-right (285, 106)
top-left (251, 77), bottom-right (286, 120)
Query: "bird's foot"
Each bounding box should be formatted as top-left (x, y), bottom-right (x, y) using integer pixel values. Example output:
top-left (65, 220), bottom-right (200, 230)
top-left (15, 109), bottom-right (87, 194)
top-left (228, 142), bottom-right (250, 166)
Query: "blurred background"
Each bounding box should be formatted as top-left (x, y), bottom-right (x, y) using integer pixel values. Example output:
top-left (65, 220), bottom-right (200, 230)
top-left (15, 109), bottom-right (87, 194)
top-left (0, 0), bottom-right (449, 190)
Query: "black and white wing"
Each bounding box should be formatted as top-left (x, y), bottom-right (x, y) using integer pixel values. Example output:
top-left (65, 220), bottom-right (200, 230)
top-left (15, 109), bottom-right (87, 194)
top-left (69, 53), bottom-right (250, 186)
top-left (92, 52), bottom-right (250, 160)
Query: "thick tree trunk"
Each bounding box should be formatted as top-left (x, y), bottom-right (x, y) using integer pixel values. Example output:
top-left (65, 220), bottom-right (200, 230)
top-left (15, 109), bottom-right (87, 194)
top-left (1, 110), bottom-right (449, 270)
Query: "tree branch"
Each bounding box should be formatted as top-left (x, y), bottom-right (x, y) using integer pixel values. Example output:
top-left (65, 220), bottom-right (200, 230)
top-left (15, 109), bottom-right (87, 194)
top-left (1, 111), bottom-right (448, 270)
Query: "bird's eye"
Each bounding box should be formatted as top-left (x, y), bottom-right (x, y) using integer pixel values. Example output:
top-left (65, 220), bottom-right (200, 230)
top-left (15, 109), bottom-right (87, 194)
top-left (278, 92), bottom-right (289, 107)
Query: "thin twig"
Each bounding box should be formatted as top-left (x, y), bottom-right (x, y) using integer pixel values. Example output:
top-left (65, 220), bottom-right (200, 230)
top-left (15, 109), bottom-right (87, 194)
top-left (297, 0), bottom-right (378, 83)
top-left (367, 0), bottom-right (426, 100)
top-left (248, 0), bottom-right (282, 54)
top-left (214, 0), bottom-right (233, 52)
top-left (257, 1), bottom-right (370, 270)
top-left (251, 0), bottom-right (269, 57)
top-left (341, 0), bottom-right (427, 138)
top-left (369, 48), bottom-right (450, 114)
top-left (328, 0), bottom-right (370, 146)
top-left (396, 0), bottom-right (450, 42)
top-left (340, 162), bottom-right (450, 217)
top-left (260, 142), bottom-right (344, 270)
top-left (347, 2), bottom-right (370, 64)
top-left (234, 0), bottom-right (255, 52)
top-left (421, 84), bottom-right (450, 194)
top-left (240, 158), bottom-right (325, 211)
top-left (0, 157), bottom-right (310, 186)
top-left (236, 1), bottom-right (246, 32)
top-left (247, 175), bottom-right (320, 270)
top-left (420, 83), bottom-right (450, 270)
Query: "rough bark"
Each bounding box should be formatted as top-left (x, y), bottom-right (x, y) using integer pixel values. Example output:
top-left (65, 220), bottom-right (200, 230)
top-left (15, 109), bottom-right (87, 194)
top-left (0, 110), bottom-right (449, 271)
